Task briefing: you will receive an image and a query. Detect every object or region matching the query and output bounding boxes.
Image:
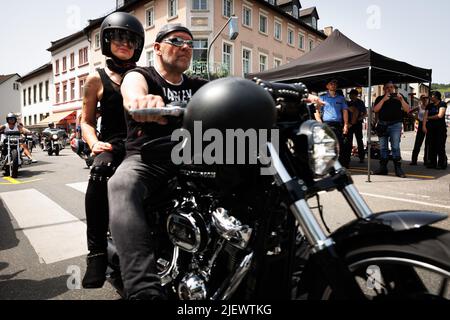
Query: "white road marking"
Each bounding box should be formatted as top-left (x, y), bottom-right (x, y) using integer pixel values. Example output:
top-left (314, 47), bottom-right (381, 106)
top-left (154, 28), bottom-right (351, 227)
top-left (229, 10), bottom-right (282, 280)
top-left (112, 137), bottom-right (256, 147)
top-left (0, 189), bottom-right (88, 264)
top-left (67, 182), bottom-right (88, 194)
top-left (360, 192), bottom-right (450, 210)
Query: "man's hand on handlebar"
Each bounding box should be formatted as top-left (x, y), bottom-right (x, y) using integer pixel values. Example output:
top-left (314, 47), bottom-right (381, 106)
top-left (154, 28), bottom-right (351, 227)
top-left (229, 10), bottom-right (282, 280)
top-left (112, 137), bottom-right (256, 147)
top-left (128, 94), bottom-right (169, 125)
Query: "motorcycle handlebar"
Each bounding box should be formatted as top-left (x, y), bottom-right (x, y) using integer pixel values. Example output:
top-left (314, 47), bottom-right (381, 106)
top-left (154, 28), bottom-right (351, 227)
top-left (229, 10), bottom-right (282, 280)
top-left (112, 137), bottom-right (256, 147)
top-left (128, 104), bottom-right (187, 118)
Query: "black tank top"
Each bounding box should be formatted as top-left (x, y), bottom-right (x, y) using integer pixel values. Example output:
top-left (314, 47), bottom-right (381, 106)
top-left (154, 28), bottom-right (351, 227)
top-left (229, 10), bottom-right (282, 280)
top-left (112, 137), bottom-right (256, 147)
top-left (123, 67), bottom-right (208, 155)
top-left (98, 69), bottom-right (127, 142)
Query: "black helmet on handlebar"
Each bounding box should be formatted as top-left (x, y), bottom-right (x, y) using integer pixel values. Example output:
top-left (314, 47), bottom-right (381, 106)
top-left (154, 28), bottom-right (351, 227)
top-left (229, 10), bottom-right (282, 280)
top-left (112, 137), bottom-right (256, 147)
top-left (100, 12), bottom-right (145, 63)
top-left (6, 113), bottom-right (17, 123)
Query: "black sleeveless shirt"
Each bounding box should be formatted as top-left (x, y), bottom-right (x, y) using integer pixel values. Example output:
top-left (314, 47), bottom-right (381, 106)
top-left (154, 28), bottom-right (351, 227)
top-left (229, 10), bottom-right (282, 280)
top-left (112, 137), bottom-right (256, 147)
top-left (123, 67), bottom-right (208, 155)
top-left (98, 69), bottom-right (127, 142)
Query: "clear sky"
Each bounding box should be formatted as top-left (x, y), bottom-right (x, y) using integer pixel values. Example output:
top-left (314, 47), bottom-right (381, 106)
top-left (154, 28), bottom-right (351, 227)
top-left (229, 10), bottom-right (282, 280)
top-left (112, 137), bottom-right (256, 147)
top-left (301, 0), bottom-right (449, 84)
top-left (1, 1), bottom-right (449, 83)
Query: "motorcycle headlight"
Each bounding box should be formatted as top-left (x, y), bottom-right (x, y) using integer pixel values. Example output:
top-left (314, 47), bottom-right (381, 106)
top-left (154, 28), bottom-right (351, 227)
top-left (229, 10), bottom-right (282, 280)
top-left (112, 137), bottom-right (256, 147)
top-left (299, 120), bottom-right (339, 176)
top-left (52, 134), bottom-right (58, 140)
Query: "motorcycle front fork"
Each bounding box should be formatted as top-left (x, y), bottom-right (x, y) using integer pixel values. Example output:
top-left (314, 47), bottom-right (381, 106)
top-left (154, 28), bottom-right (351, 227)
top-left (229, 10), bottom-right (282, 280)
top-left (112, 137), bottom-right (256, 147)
top-left (267, 142), bottom-right (371, 299)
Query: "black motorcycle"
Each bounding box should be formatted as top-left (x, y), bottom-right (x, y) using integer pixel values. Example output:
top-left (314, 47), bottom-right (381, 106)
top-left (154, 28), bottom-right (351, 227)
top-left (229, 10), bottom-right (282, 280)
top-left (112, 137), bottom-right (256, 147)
top-left (106, 78), bottom-right (450, 300)
top-left (43, 129), bottom-right (64, 156)
top-left (1, 131), bottom-right (25, 178)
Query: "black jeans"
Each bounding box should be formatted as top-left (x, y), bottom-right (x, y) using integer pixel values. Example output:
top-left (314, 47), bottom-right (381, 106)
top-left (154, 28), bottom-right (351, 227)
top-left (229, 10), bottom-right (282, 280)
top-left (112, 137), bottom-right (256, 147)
top-left (85, 141), bottom-right (125, 254)
top-left (427, 124), bottom-right (448, 168)
top-left (411, 121), bottom-right (427, 164)
top-left (325, 122), bottom-right (349, 167)
top-left (108, 154), bottom-right (176, 299)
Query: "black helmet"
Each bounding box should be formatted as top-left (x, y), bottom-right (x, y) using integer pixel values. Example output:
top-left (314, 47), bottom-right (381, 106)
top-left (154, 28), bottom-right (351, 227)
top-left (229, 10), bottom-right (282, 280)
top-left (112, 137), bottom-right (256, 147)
top-left (48, 122), bottom-right (55, 128)
top-left (6, 113), bottom-right (17, 123)
top-left (100, 12), bottom-right (145, 62)
top-left (183, 78), bottom-right (276, 135)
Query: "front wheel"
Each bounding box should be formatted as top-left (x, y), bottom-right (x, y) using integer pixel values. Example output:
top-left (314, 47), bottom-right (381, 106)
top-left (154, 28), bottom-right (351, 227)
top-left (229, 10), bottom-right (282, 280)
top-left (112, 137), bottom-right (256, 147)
top-left (303, 227), bottom-right (450, 300)
top-left (10, 149), bottom-right (19, 178)
top-left (54, 145), bottom-right (60, 156)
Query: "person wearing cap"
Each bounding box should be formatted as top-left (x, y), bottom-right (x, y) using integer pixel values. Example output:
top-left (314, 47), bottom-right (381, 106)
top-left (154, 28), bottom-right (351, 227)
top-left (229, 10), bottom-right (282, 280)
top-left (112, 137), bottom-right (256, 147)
top-left (108, 23), bottom-right (207, 300)
top-left (423, 91), bottom-right (447, 169)
top-left (79, 12), bottom-right (145, 289)
top-left (373, 81), bottom-right (410, 177)
top-left (315, 79), bottom-right (350, 167)
top-left (347, 89), bottom-right (367, 163)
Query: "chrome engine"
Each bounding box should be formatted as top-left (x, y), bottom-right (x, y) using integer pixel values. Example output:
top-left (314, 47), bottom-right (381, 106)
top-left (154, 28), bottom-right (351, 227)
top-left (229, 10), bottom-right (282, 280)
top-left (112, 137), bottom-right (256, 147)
top-left (162, 194), bottom-right (254, 300)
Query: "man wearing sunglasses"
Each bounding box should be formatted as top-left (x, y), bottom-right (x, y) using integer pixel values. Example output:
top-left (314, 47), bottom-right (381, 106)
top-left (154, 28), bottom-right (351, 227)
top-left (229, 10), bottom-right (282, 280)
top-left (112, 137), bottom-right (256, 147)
top-left (108, 24), bottom-right (208, 300)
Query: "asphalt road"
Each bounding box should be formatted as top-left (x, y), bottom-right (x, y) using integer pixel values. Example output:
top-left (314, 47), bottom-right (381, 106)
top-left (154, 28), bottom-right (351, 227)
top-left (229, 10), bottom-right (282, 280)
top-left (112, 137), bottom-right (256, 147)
top-left (0, 130), bottom-right (448, 300)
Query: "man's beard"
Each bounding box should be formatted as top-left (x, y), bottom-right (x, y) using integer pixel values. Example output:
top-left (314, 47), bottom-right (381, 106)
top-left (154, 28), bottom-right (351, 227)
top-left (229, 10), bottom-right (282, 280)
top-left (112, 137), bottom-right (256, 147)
top-left (161, 56), bottom-right (190, 74)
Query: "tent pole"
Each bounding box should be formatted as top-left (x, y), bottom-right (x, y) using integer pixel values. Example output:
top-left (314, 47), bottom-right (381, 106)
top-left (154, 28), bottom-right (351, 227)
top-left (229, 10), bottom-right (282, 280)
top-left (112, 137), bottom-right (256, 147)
top-left (367, 66), bottom-right (373, 183)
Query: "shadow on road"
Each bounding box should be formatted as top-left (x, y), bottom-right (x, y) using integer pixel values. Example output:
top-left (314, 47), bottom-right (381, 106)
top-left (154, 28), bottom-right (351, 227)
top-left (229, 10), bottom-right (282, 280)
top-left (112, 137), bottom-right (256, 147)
top-left (0, 275), bottom-right (70, 300)
top-left (16, 170), bottom-right (54, 179)
top-left (0, 200), bottom-right (19, 251)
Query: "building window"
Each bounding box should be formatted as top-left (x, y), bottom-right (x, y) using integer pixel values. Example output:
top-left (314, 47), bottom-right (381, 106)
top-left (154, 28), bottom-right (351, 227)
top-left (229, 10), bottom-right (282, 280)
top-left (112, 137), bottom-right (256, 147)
top-left (70, 80), bottom-right (75, 101)
top-left (146, 7), bottom-right (154, 27)
top-left (62, 56), bottom-right (67, 73)
top-left (55, 59), bottom-right (60, 75)
top-left (309, 39), bottom-right (314, 51)
top-left (79, 47), bottom-right (88, 66)
top-left (146, 51), bottom-right (155, 67)
top-left (223, 0), bottom-right (233, 18)
top-left (287, 28), bottom-right (294, 46)
top-left (33, 85), bottom-right (37, 103)
top-left (222, 43), bottom-right (233, 75)
top-left (45, 81), bottom-right (49, 101)
top-left (34, 115), bottom-right (37, 125)
top-left (23, 89), bottom-right (26, 106)
top-left (274, 21), bottom-right (282, 40)
top-left (70, 53), bottom-right (75, 69)
top-left (274, 58), bottom-right (282, 68)
top-left (13, 83), bottom-right (19, 90)
top-left (242, 6), bottom-right (252, 27)
top-left (39, 83), bottom-right (43, 102)
top-left (79, 77), bottom-right (87, 99)
top-left (63, 82), bottom-right (67, 102)
top-left (94, 33), bottom-right (101, 49)
top-left (312, 17), bottom-right (317, 30)
top-left (192, 0), bottom-right (207, 10)
top-left (242, 48), bottom-right (251, 77)
top-left (28, 87), bottom-right (32, 105)
top-left (259, 14), bottom-right (268, 34)
top-left (298, 33), bottom-right (305, 50)
top-left (168, 0), bottom-right (177, 18)
top-left (259, 54), bottom-right (268, 72)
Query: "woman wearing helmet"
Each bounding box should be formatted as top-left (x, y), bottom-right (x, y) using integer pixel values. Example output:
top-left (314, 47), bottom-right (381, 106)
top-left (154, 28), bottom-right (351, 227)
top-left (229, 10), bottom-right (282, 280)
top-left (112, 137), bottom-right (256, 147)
top-left (0, 113), bottom-right (37, 163)
top-left (80, 12), bottom-right (144, 289)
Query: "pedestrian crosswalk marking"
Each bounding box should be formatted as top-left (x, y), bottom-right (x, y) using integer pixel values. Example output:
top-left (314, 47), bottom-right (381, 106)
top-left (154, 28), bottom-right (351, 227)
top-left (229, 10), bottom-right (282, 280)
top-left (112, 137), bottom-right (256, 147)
top-left (67, 182), bottom-right (88, 194)
top-left (0, 189), bottom-right (88, 264)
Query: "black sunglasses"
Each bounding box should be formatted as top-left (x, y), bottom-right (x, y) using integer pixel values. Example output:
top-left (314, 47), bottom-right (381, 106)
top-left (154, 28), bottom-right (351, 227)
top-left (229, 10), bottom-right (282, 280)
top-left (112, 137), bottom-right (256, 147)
top-left (108, 30), bottom-right (141, 49)
top-left (162, 37), bottom-right (194, 48)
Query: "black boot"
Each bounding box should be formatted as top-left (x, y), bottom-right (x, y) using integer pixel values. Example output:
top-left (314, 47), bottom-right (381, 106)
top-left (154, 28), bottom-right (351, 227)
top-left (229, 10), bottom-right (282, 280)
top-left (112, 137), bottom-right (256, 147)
top-left (82, 252), bottom-right (107, 289)
top-left (393, 158), bottom-right (406, 178)
top-left (375, 159), bottom-right (388, 175)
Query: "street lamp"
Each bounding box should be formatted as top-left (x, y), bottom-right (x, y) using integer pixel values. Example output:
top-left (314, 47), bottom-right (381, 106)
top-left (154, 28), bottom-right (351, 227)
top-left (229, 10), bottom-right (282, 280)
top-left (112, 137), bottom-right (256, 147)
top-left (206, 15), bottom-right (239, 81)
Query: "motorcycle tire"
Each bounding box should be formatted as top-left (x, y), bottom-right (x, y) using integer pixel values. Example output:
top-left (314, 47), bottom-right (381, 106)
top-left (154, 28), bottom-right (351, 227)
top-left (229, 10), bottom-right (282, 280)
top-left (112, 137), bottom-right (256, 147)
top-left (48, 149), bottom-right (53, 156)
top-left (55, 145), bottom-right (60, 156)
top-left (300, 227), bottom-right (450, 300)
top-left (10, 149), bottom-right (19, 178)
